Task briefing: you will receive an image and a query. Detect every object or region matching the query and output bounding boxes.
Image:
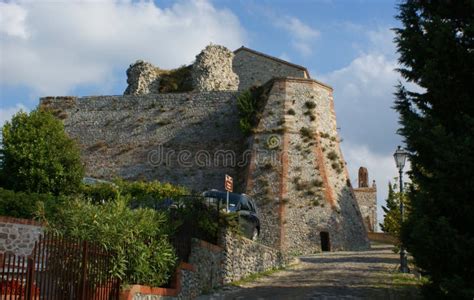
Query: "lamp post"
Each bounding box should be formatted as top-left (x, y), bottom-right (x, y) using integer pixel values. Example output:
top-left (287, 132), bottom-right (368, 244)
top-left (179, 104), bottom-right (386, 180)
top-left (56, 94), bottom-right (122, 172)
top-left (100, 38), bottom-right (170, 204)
top-left (393, 145), bottom-right (409, 273)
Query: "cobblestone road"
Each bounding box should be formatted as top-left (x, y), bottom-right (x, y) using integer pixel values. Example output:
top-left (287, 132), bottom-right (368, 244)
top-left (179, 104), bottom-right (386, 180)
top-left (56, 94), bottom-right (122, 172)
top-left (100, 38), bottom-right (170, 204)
top-left (199, 243), bottom-right (421, 300)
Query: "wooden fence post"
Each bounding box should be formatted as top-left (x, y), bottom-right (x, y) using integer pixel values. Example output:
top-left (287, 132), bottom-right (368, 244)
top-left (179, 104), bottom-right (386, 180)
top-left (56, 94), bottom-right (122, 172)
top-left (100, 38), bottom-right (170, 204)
top-left (25, 257), bottom-right (35, 300)
top-left (80, 240), bottom-right (89, 300)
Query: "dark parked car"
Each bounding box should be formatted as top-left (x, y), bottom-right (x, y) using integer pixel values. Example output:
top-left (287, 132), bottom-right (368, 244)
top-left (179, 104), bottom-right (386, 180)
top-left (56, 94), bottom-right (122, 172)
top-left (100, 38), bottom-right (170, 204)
top-left (202, 190), bottom-right (260, 241)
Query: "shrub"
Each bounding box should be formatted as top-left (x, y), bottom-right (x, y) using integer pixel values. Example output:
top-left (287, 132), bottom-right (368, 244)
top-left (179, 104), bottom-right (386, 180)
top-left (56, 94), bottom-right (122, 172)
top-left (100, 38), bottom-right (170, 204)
top-left (237, 84), bottom-right (272, 135)
top-left (287, 108), bottom-right (296, 115)
top-left (299, 127), bottom-right (313, 140)
top-left (0, 188), bottom-right (64, 219)
top-left (78, 179), bottom-right (188, 206)
top-left (79, 183), bottom-right (119, 203)
top-left (304, 101), bottom-right (316, 110)
top-left (327, 150), bottom-right (338, 161)
top-left (158, 65), bottom-right (193, 93)
top-left (0, 109), bottom-right (84, 195)
top-left (44, 196), bottom-right (177, 287)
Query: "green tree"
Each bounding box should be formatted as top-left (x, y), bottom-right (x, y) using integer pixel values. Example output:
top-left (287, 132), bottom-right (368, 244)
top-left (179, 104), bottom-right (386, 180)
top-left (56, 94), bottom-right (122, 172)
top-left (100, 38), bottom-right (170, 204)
top-left (394, 1), bottom-right (474, 298)
top-left (0, 109), bottom-right (84, 195)
top-left (380, 182), bottom-right (400, 235)
top-left (380, 181), bottom-right (411, 252)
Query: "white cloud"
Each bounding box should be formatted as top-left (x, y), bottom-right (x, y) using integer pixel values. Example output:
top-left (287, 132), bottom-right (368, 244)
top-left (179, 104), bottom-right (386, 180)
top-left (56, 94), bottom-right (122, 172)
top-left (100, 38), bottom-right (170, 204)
top-left (319, 27), bottom-right (402, 154)
top-left (319, 27), bottom-right (416, 229)
top-left (0, 104), bottom-right (28, 128)
top-left (0, 2), bottom-right (29, 39)
top-left (274, 16), bottom-right (319, 56)
top-left (0, 0), bottom-right (246, 96)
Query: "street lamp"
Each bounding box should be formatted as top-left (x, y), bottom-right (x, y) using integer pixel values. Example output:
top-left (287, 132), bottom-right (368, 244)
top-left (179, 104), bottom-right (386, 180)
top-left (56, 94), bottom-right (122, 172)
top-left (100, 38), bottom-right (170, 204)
top-left (393, 145), bottom-right (409, 273)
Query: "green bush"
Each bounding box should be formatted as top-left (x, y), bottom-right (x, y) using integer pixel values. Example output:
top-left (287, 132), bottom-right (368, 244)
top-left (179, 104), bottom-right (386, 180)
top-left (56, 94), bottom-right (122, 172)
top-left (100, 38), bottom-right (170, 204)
top-left (44, 196), bottom-right (177, 287)
top-left (79, 179), bottom-right (188, 206)
top-left (158, 65), bottom-right (193, 93)
top-left (0, 187), bottom-right (64, 219)
top-left (79, 182), bottom-right (119, 203)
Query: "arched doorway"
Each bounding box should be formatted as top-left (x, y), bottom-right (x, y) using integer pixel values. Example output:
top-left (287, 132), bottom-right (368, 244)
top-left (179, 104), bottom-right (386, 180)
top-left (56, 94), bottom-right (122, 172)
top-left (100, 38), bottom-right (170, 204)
top-left (320, 231), bottom-right (330, 251)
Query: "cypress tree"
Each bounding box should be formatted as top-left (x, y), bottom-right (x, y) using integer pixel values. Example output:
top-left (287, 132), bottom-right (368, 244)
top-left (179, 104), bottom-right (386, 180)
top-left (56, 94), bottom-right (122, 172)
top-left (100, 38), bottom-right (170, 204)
top-left (394, 1), bottom-right (474, 298)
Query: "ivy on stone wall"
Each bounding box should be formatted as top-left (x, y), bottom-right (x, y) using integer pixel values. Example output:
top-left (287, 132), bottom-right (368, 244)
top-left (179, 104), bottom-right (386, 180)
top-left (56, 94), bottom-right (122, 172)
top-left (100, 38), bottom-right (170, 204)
top-left (236, 82), bottom-right (272, 135)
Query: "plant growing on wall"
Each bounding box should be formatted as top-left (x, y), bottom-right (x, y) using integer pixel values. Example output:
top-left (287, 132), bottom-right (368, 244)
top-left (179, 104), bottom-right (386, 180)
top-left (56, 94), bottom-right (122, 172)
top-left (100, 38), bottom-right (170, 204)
top-left (237, 83), bottom-right (272, 135)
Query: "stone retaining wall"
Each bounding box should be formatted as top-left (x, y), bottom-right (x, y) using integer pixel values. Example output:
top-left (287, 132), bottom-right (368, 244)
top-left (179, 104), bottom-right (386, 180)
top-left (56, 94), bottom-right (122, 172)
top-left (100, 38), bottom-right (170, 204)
top-left (219, 231), bottom-right (287, 284)
top-left (123, 231), bottom-right (287, 299)
top-left (0, 216), bottom-right (43, 257)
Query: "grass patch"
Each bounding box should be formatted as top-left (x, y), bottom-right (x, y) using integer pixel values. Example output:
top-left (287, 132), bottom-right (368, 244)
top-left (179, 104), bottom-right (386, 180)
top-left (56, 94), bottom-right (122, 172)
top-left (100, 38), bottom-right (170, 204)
top-left (392, 272), bottom-right (428, 287)
top-left (230, 267), bottom-right (286, 286)
top-left (158, 65), bottom-right (193, 93)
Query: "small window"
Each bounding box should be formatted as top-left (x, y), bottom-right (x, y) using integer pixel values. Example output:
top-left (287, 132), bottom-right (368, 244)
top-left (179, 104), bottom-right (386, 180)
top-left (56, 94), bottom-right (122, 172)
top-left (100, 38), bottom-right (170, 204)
top-left (239, 198), bottom-right (251, 211)
top-left (248, 200), bottom-right (256, 212)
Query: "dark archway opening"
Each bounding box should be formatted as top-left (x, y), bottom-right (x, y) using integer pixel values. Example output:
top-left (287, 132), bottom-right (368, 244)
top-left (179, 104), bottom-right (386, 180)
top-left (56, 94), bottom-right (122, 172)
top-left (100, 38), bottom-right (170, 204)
top-left (320, 231), bottom-right (330, 251)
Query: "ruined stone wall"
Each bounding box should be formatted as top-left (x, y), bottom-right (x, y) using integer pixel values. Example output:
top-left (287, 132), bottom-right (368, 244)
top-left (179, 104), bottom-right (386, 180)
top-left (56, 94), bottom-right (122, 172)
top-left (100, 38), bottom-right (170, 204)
top-left (233, 50), bottom-right (307, 91)
top-left (193, 45), bottom-right (239, 92)
top-left (354, 188), bottom-right (377, 232)
top-left (40, 92), bottom-right (248, 193)
top-left (124, 60), bottom-right (161, 95)
top-left (246, 78), bottom-right (369, 253)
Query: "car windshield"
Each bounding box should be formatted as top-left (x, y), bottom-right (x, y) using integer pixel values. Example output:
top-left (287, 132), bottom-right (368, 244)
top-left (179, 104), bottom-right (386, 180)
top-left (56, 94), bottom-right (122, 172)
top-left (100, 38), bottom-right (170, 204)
top-left (203, 191), bottom-right (244, 211)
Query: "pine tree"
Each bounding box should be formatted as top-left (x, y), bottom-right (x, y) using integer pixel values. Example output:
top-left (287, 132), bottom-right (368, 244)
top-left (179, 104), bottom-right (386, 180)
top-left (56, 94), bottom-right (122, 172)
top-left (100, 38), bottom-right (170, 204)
top-left (380, 182), bottom-right (400, 234)
top-left (394, 1), bottom-right (474, 298)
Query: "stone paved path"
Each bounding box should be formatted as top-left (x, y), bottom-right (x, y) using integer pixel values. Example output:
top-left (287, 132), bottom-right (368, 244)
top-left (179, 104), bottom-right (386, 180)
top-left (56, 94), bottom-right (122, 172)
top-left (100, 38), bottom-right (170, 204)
top-left (199, 243), bottom-right (421, 300)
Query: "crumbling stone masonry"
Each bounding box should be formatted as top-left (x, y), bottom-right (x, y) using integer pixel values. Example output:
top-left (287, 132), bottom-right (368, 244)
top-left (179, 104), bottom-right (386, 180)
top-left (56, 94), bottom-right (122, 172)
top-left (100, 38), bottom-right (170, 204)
top-left (40, 44), bottom-right (370, 254)
top-left (123, 60), bottom-right (161, 95)
top-left (192, 44), bottom-right (239, 92)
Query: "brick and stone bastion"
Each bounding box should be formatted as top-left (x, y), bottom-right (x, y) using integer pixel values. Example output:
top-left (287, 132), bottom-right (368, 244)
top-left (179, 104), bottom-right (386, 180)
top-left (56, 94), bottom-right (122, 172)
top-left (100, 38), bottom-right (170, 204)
top-left (40, 44), bottom-right (370, 254)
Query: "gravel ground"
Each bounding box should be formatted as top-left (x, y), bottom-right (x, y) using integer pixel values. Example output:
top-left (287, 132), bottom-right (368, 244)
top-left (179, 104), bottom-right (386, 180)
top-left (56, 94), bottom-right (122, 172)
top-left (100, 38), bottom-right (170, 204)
top-left (198, 243), bottom-right (422, 300)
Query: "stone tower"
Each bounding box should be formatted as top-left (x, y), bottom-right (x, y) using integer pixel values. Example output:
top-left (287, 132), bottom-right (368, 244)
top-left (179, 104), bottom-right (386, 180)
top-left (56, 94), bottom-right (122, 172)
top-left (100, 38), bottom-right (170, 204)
top-left (353, 167), bottom-right (377, 232)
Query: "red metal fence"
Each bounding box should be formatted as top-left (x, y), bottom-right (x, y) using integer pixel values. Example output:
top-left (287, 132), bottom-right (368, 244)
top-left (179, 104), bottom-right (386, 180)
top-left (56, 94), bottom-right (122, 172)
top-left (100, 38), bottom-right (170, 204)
top-left (1, 232), bottom-right (120, 300)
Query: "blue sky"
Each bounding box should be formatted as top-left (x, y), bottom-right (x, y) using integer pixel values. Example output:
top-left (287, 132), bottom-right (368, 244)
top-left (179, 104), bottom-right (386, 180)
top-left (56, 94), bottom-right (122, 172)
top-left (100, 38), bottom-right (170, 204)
top-left (0, 0), bottom-right (408, 228)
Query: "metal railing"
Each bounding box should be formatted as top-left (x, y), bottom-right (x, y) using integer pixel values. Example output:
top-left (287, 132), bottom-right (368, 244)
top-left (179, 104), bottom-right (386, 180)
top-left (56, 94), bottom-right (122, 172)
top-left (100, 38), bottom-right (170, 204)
top-left (1, 232), bottom-right (120, 300)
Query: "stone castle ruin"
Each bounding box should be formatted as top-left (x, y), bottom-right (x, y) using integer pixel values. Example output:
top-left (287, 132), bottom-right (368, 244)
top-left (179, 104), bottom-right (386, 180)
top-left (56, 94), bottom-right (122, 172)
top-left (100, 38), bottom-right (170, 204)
top-left (41, 44), bottom-right (371, 253)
